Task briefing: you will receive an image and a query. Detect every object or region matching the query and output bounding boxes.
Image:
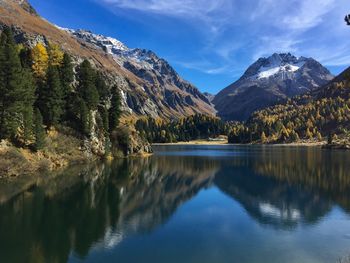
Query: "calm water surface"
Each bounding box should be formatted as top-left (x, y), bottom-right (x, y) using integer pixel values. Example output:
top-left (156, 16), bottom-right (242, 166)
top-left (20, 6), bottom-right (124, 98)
top-left (1, 145), bottom-right (350, 263)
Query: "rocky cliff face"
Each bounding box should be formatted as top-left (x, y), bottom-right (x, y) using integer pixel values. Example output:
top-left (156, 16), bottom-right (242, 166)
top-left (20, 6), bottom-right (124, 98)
top-left (213, 53), bottom-right (333, 121)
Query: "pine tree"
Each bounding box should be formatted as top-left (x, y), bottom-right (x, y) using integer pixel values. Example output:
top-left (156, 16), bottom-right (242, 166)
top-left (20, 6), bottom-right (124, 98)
top-left (21, 69), bottom-right (36, 144)
top-left (31, 43), bottom-right (49, 80)
top-left (60, 53), bottom-right (74, 98)
top-left (109, 87), bottom-right (121, 133)
top-left (38, 65), bottom-right (64, 127)
top-left (33, 108), bottom-right (45, 151)
top-left (99, 106), bottom-right (109, 135)
top-left (95, 72), bottom-right (109, 101)
top-left (77, 60), bottom-right (99, 110)
top-left (78, 98), bottom-right (91, 136)
top-left (59, 53), bottom-right (74, 120)
top-left (0, 28), bottom-right (29, 140)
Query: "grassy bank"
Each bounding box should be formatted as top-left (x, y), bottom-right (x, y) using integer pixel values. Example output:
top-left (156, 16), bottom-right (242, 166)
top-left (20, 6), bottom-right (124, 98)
top-left (0, 129), bottom-right (93, 178)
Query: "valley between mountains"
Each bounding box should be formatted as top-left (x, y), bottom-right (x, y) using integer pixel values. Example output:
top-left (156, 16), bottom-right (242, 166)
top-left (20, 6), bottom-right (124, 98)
top-left (0, 0), bottom-right (349, 177)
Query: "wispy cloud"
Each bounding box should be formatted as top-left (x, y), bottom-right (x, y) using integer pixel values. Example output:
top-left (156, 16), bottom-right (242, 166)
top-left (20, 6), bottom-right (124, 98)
top-left (100, 0), bottom-right (235, 33)
top-left (96, 0), bottom-right (350, 79)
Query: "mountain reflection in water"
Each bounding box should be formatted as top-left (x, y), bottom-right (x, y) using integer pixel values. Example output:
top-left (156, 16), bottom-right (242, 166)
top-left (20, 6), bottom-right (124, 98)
top-left (0, 145), bottom-right (349, 263)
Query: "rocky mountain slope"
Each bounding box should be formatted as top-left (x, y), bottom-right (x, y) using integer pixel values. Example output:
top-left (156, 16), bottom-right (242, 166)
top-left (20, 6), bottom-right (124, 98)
top-left (0, 0), bottom-right (214, 120)
top-left (214, 53), bottom-right (333, 121)
top-left (64, 29), bottom-right (214, 118)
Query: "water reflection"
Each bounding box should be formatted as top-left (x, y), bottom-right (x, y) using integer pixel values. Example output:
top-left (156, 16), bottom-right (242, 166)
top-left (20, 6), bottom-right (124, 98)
top-left (0, 146), bottom-right (349, 263)
top-left (215, 165), bottom-right (332, 229)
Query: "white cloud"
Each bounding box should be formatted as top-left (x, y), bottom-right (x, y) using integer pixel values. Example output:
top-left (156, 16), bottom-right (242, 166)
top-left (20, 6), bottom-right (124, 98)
top-left (282, 1), bottom-right (333, 30)
top-left (100, 0), bottom-right (235, 33)
top-left (251, 0), bottom-right (335, 31)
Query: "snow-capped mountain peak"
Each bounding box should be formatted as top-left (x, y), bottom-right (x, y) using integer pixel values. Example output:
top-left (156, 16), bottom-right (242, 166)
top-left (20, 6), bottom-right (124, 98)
top-left (248, 53), bottom-right (307, 80)
top-left (213, 52), bottom-right (334, 121)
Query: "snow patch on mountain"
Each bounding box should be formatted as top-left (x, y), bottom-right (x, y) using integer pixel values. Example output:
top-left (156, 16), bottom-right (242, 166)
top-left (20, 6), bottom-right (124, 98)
top-left (59, 27), bottom-right (160, 71)
top-left (257, 62), bottom-right (305, 79)
top-left (67, 29), bottom-right (129, 52)
top-left (252, 54), bottom-right (307, 80)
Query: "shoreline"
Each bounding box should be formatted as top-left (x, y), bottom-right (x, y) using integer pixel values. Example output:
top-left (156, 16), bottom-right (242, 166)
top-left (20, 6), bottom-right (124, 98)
top-left (152, 140), bottom-right (229, 146)
top-left (152, 140), bottom-right (326, 147)
top-left (152, 141), bottom-right (350, 149)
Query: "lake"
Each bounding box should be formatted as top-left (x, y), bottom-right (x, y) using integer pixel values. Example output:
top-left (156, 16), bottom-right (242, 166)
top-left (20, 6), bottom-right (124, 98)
top-left (1, 145), bottom-right (350, 263)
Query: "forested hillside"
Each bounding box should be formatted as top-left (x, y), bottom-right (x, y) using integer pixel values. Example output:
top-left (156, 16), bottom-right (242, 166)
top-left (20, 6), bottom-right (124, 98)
top-left (135, 114), bottom-right (231, 143)
top-left (0, 27), bottom-right (150, 177)
top-left (228, 68), bottom-right (350, 145)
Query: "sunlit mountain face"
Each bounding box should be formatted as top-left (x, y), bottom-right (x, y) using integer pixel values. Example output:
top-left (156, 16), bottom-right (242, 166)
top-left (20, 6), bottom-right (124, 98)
top-left (213, 53), bottom-right (334, 121)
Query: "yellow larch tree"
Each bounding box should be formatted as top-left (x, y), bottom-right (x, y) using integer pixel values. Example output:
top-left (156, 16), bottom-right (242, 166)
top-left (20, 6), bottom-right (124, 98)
top-left (47, 42), bottom-right (64, 66)
top-left (31, 43), bottom-right (49, 79)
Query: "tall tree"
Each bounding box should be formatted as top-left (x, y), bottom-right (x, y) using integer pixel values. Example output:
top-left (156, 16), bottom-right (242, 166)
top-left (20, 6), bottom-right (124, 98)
top-left (109, 87), bottom-right (122, 133)
top-left (33, 108), bottom-right (46, 151)
top-left (31, 43), bottom-right (49, 80)
top-left (0, 28), bottom-right (29, 140)
top-left (38, 65), bottom-right (64, 127)
top-left (78, 98), bottom-right (91, 136)
top-left (95, 72), bottom-right (109, 101)
top-left (99, 106), bottom-right (109, 135)
top-left (76, 60), bottom-right (99, 110)
top-left (21, 68), bottom-right (36, 144)
top-left (59, 53), bottom-right (74, 119)
top-left (60, 53), bottom-right (74, 98)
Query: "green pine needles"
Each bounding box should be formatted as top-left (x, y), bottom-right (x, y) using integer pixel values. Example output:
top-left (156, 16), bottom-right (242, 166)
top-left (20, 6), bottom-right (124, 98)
top-left (0, 27), bottom-right (122, 153)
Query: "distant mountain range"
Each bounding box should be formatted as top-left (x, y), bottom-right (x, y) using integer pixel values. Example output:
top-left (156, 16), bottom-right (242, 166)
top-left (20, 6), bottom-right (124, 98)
top-left (213, 53), bottom-right (333, 121)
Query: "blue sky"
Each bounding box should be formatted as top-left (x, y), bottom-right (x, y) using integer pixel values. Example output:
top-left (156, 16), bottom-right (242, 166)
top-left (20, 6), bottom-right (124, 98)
top-left (30, 0), bottom-right (350, 94)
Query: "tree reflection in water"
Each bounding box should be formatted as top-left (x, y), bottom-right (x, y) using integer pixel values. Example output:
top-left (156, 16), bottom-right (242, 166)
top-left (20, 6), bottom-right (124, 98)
top-left (0, 146), bottom-right (349, 263)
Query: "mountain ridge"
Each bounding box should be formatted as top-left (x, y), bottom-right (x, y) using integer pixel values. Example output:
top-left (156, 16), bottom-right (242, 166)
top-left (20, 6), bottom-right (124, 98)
top-left (213, 53), bottom-right (334, 121)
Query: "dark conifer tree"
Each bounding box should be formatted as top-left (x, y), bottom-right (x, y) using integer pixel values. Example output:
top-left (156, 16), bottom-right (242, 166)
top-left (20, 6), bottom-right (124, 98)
top-left (60, 53), bottom-right (74, 99)
top-left (21, 68), bottom-right (36, 144)
top-left (33, 108), bottom-right (45, 151)
top-left (95, 72), bottom-right (109, 101)
top-left (109, 87), bottom-right (121, 133)
top-left (38, 64), bottom-right (64, 127)
top-left (77, 60), bottom-right (99, 110)
top-left (0, 28), bottom-right (29, 140)
top-left (99, 106), bottom-right (109, 135)
top-left (78, 98), bottom-right (91, 136)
